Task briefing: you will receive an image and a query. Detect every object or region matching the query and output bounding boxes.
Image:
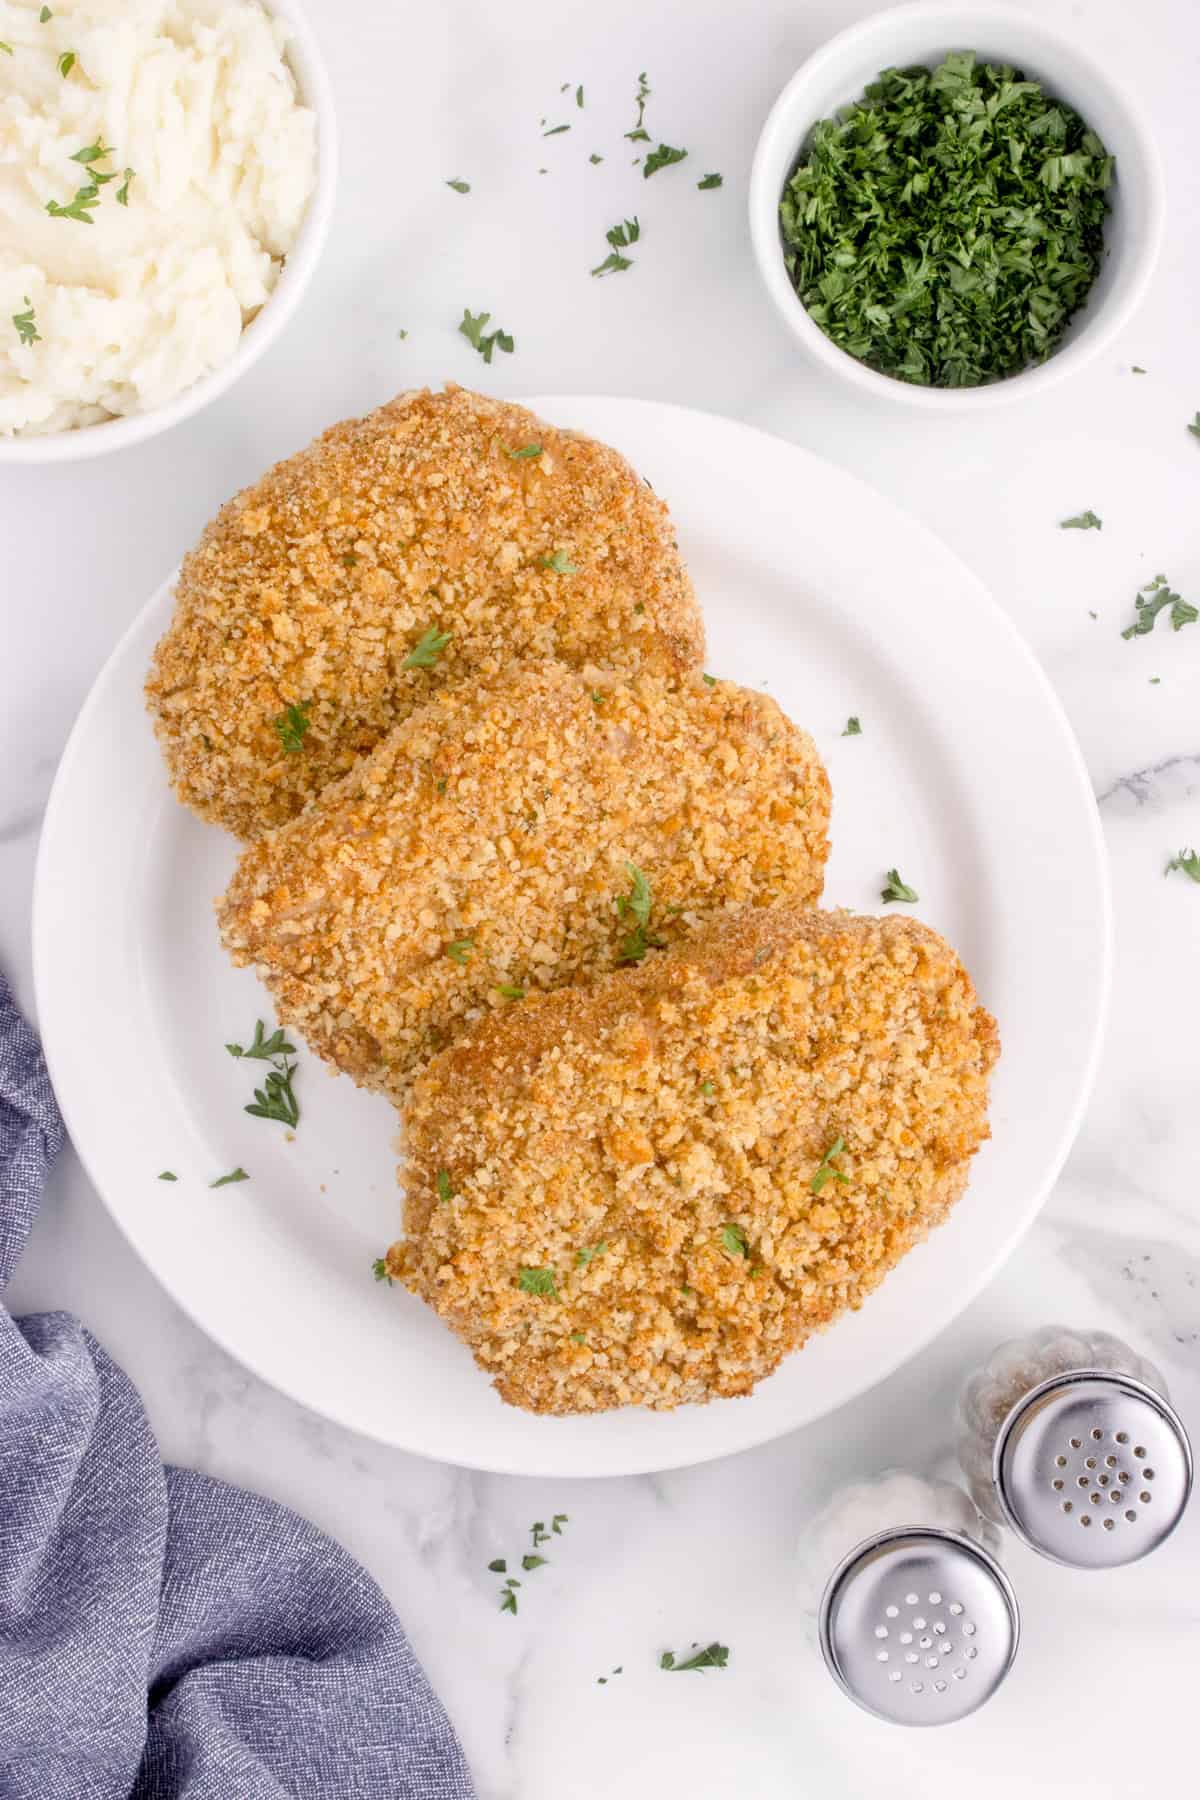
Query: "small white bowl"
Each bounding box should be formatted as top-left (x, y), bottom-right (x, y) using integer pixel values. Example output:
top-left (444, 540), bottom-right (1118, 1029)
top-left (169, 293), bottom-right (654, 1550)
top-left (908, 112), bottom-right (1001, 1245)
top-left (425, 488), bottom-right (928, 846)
top-left (749, 2), bottom-right (1164, 408)
top-left (1, 0), bottom-right (336, 464)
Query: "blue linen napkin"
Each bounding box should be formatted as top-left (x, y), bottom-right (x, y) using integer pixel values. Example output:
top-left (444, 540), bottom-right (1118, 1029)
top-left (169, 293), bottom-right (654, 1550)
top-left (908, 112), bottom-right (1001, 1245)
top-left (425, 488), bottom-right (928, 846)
top-left (0, 969), bottom-right (475, 1800)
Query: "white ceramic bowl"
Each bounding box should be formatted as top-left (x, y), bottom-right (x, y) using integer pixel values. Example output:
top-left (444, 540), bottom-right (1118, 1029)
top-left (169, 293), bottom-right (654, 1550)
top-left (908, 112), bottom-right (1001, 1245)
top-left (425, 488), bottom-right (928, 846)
top-left (749, 2), bottom-right (1164, 408)
top-left (0, 0), bottom-right (336, 464)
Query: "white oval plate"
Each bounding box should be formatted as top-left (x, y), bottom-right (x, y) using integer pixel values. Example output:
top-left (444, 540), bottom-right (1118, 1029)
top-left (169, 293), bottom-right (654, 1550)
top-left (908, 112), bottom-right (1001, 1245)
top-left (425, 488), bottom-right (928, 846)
top-left (33, 398), bottom-right (1110, 1476)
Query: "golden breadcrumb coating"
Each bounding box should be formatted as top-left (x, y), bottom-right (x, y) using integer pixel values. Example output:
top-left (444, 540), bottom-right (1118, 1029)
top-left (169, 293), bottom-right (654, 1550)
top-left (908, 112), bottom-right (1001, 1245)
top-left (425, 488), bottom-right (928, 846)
top-left (146, 385), bottom-right (704, 838)
top-left (218, 663), bottom-right (831, 1103)
top-left (388, 905), bottom-right (998, 1415)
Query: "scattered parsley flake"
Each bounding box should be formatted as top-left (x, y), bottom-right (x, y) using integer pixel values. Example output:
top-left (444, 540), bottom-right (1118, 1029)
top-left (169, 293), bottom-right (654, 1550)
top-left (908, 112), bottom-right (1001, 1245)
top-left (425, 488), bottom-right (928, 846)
top-left (372, 1256), bottom-right (393, 1285)
top-left (40, 5), bottom-right (53, 19)
top-left (700, 1080), bottom-right (715, 1097)
top-left (446, 938), bottom-right (474, 963)
top-left (1165, 849), bottom-right (1200, 883)
top-left (522, 1553), bottom-right (548, 1571)
top-left (779, 53), bottom-right (1112, 387)
top-left (12, 299), bottom-right (40, 347)
top-left (625, 71), bottom-right (651, 140)
top-left (1188, 413), bottom-right (1200, 441)
top-left (1061, 510), bottom-right (1102, 530)
top-left (616, 862), bottom-right (664, 964)
top-left (397, 328), bottom-right (408, 340)
top-left (589, 153), bottom-right (603, 164)
top-left (273, 700), bottom-right (311, 753)
top-left (436, 1168), bottom-right (454, 1204)
top-left (842, 716), bottom-right (861, 736)
top-left (518, 1266), bottom-right (557, 1297)
top-left (701, 672), bottom-right (717, 686)
top-left (57, 49), bottom-right (74, 77)
top-left (576, 85), bottom-right (584, 108)
top-left (458, 308), bottom-right (514, 364)
top-left (553, 1513), bottom-right (568, 1533)
top-left (226, 1021), bottom-right (296, 1061)
top-left (540, 549), bottom-right (577, 574)
top-left (1121, 574), bottom-right (1197, 639)
top-left (543, 123), bottom-right (570, 136)
top-left (45, 181), bottom-right (101, 224)
top-left (500, 1581), bottom-right (519, 1615)
top-left (446, 178), bottom-right (470, 193)
top-left (158, 1171), bottom-right (177, 1182)
top-left (503, 441), bottom-right (542, 460)
top-left (496, 983), bottom-right (525, 1000)
top-left (720, 1222), bottom-right (749, 1257)
top-left (210, 1168), bottom-right (249, 1189)
top-left (811, 1136), bottom-right (850, 1194)
top-left (576, 1243), bottom-right (608, 1266)
top-left (244, 1061), bottom-right (299, 1128)
top-left (570, 1332), bottom-right (587, 1344)
top-left (487, 1558), bottom-right (506, 1573)
top-left (697, 172), bottom-right (723, 189)
top-left (402, 624), bottom-right (452, 668)
top-left (881, 868), bottom-right (919, 903)
top-left (1132, 365), bottom-right (1146, 373)
top-left (660, 1642), bottom-right (729, 1672)
top-left (643, 143), bottom-right (688, 178)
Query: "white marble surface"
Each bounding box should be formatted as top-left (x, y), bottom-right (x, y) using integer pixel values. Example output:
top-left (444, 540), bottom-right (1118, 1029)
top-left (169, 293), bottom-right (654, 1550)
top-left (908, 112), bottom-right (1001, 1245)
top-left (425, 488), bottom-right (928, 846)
top-left (3, 0), bottom-right (1199, 1793)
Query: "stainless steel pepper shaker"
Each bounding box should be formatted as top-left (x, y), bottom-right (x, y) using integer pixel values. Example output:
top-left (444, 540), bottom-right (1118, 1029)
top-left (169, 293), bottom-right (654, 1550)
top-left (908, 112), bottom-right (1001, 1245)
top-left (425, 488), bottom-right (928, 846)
top-left (798, 1472), bottom-right (1020, 1726)
top-left (958, 1325), bottom-right (1193, 1568)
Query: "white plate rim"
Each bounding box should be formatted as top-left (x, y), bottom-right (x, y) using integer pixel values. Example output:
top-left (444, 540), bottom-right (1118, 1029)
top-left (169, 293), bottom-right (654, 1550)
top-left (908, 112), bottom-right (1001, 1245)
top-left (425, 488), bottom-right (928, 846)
top-left (32, 396), bottom-right (1112, 1475)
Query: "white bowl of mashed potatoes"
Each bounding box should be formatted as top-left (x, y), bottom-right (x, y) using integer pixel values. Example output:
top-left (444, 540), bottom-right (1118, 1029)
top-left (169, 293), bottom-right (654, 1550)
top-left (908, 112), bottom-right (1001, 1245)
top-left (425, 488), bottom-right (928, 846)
top-left (0, 0), bottom-right (334, 461)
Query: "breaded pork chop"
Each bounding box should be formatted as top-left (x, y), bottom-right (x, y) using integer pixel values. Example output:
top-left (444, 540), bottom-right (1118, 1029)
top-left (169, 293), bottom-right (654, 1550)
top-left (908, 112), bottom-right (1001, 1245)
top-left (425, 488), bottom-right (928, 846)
top-left (146, 385), bottom-right (704, 838)
top-left (388, 905), bottom-right (998, 1415)
top-left (218, 663), bottom-right (831, 1103)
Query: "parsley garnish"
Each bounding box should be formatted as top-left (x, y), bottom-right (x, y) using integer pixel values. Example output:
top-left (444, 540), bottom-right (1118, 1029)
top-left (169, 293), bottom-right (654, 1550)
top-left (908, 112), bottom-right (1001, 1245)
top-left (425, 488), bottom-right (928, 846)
top-left (210, 1168), bottom-right (249, 1189)
top-left (45, 182), bottom-right (100, 224)
top-left (445, 938), bottom-right (474, 963)
top-left (57, 50), bottom-right (75, 77)
top-left (503, 442), bottom-right (542, 459)
top-left (540, 549), bottom-right (577, 574)
top-left (530, 1515), bottom-right (567, 1546)
top-left (720, 1223), bottom-right (749, 1258)
top-left (115, 168), bottom-right (135, 206)
top-left (227, 1021), bottom-right (296, 1060)
top-left (70, 139), bottom-right (113, 167)
top-left (372, 1256), bottom-right (393, 1285)
top-left (1132, 365), bottom-right (1146, 373)
top-left (12, 299), bottom-right (40, 347)
top-left (436, 1169), bottom-right (454, 1204)
top-left (1061, 510), bottom-right (1102, 530)
top-left (1165, 849), bottom-right (1200, 883)
top-left (625, 71), bottom-right (651, 141)
top-left (701, 673), bottom-right (717, 685)
top-left (458, 308), bottom-right (514, 364)
top-left (660, 1643), bottom-right (729, 1672)
top-left (0, 41), bottom-right (10, 53)
top-left (500, 1578), bottom-right (520, 1614)
top-left (699, 1080), bottom-right (715, 1097)
top-left (1121, 574), bottom-right (1197, 639)
top-left (881, 868), bottom-right (919, 903)
top-left (643, 143), bottom-right (687, 178)
top-left (273, 700), bottom-right (311, 753)
top-left (697, 172), bottom-right (723, 190)
top-left (592, 216), bottom-right (640, 277)
top-left (576, 1243), bottom-right (608, 1266)
top-left (40, 6), bottom-right (52, 19)
top-left (518, 1267), bottom-right (557, 1297)
top-left (496, 983), bottom-right (525, 1000)
top-left (1188, 413), bottom-right (1200, 441)
top-left (228, 1020), bottom-right (300, 1129)
top-left (616, 862), bottom-right (665, 964)
top-left (446, 178), bottom-right (470, 193)
top-left (589, 152), bottom-right (603, 164)
top-left (158, 1171), bottom-right (178, 1182)
top-left (522, 1553), bottom-right (548, 1571)
top-left (810, 1136), bottom-right (850, 1195)
top-left (779, 53), bottom-right (1111, 387)
top-left (543, 122), bottom-right (570, 137)
top-left (842, 716), bottom-right (861, 736)
top-left (402, 624), bottom-right (451, 668)
top-left (488, 1558), bottom-right (506, 1573)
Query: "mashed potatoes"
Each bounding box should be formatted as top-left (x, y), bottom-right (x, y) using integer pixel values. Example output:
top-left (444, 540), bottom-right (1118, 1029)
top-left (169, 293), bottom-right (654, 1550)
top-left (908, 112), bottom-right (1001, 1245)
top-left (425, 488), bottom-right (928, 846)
top-left (0, 0), bottom-right (317, 435)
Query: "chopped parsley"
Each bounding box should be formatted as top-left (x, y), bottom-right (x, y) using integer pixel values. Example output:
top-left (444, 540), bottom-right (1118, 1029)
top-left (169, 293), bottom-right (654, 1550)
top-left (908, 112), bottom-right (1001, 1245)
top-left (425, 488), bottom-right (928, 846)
top-left (1188, 413), bottom-right (1200, 441)
top-left (496, 983), bottom-right (525, 1000)
top-left (503, 442), bottom-right (542, 459)
top-left (436, 1169), bottom-right (454, 1204)
top-left (811, 1136), bottom-right (850, 1194)
top-left (592, 216), bottom-right (640, 277)
top-left (543, 123), bottom-right (570, 136)
top-left (1061, 510), bottom-right (1102, 530)
top-left (402, 624), bottom-right (452, 668)
top-left (12, 299), bottom-right (40, 347)
top-left (616, 862), bottom-right (664, 964)
top-left (273, 700), bottom-right (311, 753)
top-left (699, 1080), bottom-right (715, 1097)
top-left (518, 1266), bottom-right (557, 1297)
top-left (1121, 574), bottom-right (1197, 639)
top-left (0, 41), bottom-right (10, 53)
top-left (372, 1256), bottom-right (393, 1285)
top-left (1165, 849), bottom-right (1200, 883)
top-left (446, 178), bottom-right (470, 193)
top-left (842, 716), bottom-right (861, 736)
top-left (210, 1168), bottom-right (249, 1189)
top-left (45, 181), bottom-right (101, 223)
top-left (643, 143), bottom-right (688, 178)
top-left (40, 5), bottom-right (52, 18)
top-left (880, 868), bottom-right (919, 903)
top-left (779, 52), bottom-right (1112, 387)
top-left (589, 152), bottom-right (603, 164)
top-left (531, 1515), bottom-right (567, 1546)
top-left (626, 71), bottom-right (651, 142)
top-left (458, 308), bottom-right (514, 364)
top-left (720, 1222), bottom-right (749, 1257)
top-left (158, 1171), bottom-right (178, 1182)
top-left (57, 50), bottom-right (74, 77)
top-left (701, 673), bottom-right (717, 685)
top-left (487, 1558), bottom-right (506, 1573)
top-left (540, 548), bottom-right (577, 574)
top-left (521, 1553), bottom-right (548, 1571)
top-left (226, 1021), bottom-right (296, 1060)
top-left (445, 938), bottom-right (474, 963)
top-left (500, 1578), bottom-right (520, 1614)
top-left (576, 85), bottom-right (584, 108)
top-left (576, 1243), bottom-right (608, 1266)
top-left (660, 1642), bottom-right (729, 1672)
top-left (228, 1020), bottom-right (300, 1130)
top-left (697, 172), bottom-right (723, 189)
top-left (1132, 365), bottom-right (1146, 373)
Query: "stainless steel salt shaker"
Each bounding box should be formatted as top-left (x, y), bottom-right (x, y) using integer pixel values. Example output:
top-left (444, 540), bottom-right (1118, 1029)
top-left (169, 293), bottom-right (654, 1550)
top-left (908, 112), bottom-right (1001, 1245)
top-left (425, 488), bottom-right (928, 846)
top-left (958, 1325), bottom-right (1193, 1568)
top-left (799, 1472), bottom-right (1019, 1726)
